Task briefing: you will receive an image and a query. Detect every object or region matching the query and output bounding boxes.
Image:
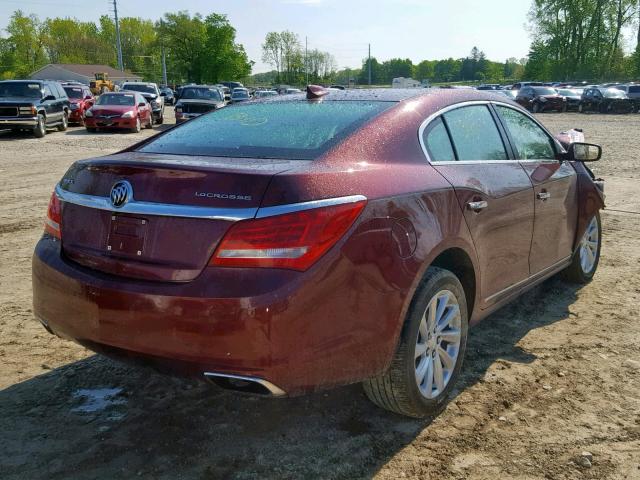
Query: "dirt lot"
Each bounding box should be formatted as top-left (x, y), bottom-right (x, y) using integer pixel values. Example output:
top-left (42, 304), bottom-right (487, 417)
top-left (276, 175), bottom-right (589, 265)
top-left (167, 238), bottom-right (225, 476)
top-left (1, 111), bottom-right (639, 480)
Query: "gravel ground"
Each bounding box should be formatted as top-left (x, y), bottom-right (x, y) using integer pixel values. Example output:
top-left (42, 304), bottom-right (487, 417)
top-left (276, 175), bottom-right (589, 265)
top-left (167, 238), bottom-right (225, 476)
top-left (0, 111), bottom-right (639, 480)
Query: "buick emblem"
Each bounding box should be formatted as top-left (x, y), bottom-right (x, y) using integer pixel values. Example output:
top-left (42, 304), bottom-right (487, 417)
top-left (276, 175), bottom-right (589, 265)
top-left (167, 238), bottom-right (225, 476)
top-left (110, 180), bottom-right (133, 208)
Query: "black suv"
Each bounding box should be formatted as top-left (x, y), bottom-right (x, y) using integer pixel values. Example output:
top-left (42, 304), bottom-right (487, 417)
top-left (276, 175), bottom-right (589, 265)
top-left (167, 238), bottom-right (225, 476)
top-left (120, 82), bottom-right (165, 124)
top-left (579, 87), bottom-right (635, 113)
top-left (0, 80), bottom-right (70, 138)
top-left (174, 85), bottom-right (225, 123)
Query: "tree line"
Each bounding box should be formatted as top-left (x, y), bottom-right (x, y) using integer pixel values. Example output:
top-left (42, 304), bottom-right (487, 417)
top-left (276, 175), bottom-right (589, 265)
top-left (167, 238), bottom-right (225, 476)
top-left (0, 10), bottom-right (251, 84)
top-left (261, 31), bottom-right (337, 85)
top-left (525, 0), bottom-right (640, 81)
top-left (2, 1), bottom-right (640, 87)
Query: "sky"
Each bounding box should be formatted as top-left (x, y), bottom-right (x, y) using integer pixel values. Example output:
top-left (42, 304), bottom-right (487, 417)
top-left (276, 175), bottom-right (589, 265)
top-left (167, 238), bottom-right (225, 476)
top-left (0, 0), bottom-right (535, 73)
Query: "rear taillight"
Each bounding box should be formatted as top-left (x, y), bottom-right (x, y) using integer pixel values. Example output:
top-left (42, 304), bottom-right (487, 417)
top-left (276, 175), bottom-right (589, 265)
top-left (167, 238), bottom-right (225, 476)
top-left (211, 200), bottom-right (367, 271)
top-left (44, 191), bottom-right (62, 239)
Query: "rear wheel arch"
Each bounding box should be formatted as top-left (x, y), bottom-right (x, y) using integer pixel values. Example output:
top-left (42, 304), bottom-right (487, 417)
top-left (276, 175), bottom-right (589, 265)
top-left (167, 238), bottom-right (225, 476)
top-left (430, 247), bottom-right (477, 317)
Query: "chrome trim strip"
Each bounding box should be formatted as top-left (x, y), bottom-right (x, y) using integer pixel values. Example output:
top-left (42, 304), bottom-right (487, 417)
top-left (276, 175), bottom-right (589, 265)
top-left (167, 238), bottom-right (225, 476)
top-left (55, 184), bottom-right (257, 221)
top-left (203, 372), bottom-right (287, 397)
top-left (417, 100), bottom-right (560, 165)
top-left (56, 185), bottom-right (367, 222)
top-left (485, 255), bottom-right (572, 303)
top-left (256, 194), bottom-right (367, 218)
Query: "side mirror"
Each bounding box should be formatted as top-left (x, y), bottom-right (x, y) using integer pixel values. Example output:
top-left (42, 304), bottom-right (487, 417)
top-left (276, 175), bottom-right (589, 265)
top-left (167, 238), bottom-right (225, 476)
top-left (85, 95), bottom-right (93, 100)
top-left (44, 95), bottom-right (56, 101)
top-left (160, 92), bottom-right (166, 96)
top-left (138, 102), bottom-right (146, 107)
top-left (566, 142), bottom-right (602, 162)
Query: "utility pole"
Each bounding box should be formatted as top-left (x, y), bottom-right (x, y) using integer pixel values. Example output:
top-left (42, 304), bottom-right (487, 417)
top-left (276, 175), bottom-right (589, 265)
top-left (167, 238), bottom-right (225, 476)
top-left (160, 20), bottom-right (167, 86)
top-left (305, 36), bottom-right (309, 86)
top-left (112, 0), bottom-right (124, 72)
top-left (368, 43), bottom-right (372, 86)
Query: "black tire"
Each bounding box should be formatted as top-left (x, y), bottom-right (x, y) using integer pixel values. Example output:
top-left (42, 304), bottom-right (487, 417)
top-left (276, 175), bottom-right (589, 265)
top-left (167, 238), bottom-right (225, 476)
top-left (57, 111), bottom-right (68, 132)
top-left (33, 114), bottom-right (46, 138)
top-left (156, 113), bottom-right (164, 125)
top-left (562, 103), bottom-right (568, 113)
top-left (145, 117), bottom-right (153, 129)
top-left (563, 212), bottom-right (601, 284)
top-left (363, 267), bottom-right (469, 418)
top-left (131, 117), bottom-right (141, 133)
top-left (86, 127), bottom-right (97, 133)
top-left (532, 102), bottom-right (540, 113)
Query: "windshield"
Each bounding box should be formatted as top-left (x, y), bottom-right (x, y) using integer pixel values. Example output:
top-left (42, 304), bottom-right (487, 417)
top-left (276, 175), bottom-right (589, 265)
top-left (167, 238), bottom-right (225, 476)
top-left (63, 86), bottom-right (84, 99)
top-left (180, 88), bottom-right (221, 101)
top-left (532, 87), bottom-right (557, 95)
top-left (96, 94), bottom-right (135, 106)
top-left (138, 100), bottom-right (392, 160)
top-left (603, 89), bottom-right (626, 98)
top-left (0, 82), bottom-right (42, 98)
top-left (122, 84), bottom-right (156, 95)
top-left (557, 89), bottom-right (579, 96)
top-left (232, 91), bottom-right (249, 99)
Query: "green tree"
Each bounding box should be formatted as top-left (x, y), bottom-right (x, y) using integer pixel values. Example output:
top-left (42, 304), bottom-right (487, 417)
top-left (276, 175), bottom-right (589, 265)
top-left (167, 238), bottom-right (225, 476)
top-left (4, 11), bottom-right (47, 78)
top-left (201, 13), bottom-right (251, 82)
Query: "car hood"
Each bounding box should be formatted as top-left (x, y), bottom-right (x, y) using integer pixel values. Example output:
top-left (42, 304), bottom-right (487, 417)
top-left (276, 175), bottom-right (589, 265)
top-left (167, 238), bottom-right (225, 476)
top-left (91, 105), bottom-right (134, 114)
top-left (0, 97), bottom-right (39, 105)
top-left (176, 99), bottom-right (223, 106)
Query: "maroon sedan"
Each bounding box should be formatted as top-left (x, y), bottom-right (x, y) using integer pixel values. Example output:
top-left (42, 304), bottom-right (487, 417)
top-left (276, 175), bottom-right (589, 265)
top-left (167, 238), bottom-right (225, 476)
top-left (84, 92), bottom-right (153, 133)
top-left (33, 88), bottom-right (604, 417)
top-left (516, 86), bottom-right (565, 112)
top-left (62, 83), bottom-right (94, 125)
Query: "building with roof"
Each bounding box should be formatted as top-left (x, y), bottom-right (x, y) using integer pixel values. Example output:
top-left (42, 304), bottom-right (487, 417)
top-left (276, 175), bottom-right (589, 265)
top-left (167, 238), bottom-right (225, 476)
top-left (29, 64), bottom-right (142, 85)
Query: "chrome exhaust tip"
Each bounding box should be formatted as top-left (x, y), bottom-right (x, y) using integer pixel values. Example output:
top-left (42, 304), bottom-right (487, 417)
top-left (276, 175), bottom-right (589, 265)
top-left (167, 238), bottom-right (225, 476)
top-left (203, 372), bottom-right (286, 397)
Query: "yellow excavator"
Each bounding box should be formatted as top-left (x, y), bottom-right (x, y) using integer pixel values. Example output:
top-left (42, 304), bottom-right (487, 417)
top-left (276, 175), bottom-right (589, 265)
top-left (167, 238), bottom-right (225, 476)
top-left (89, 73), bottom-right (116, 95)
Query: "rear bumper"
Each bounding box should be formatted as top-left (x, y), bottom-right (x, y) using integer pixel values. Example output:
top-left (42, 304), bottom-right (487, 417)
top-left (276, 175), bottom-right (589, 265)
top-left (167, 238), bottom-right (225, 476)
top-left (0, 116), bottom-right (38, 127)
top-left (32, 234), bottom-right (404, 395)
top-left (68, 110), bottom-right (83, 122)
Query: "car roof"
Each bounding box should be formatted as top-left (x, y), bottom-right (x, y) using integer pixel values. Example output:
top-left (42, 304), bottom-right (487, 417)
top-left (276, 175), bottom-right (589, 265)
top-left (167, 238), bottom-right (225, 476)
top-left (0, 79), bottom-right (43, 83)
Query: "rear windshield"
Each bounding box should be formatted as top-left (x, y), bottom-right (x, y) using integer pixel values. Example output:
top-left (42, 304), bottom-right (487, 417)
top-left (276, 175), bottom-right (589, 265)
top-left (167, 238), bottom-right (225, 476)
top-left (0, 82), bottom-right (42, 98)
top-left (97, 94), bottom-right (135, 106)
top-left (122, 84), bottom-right (156, 94)
top-left (138, 101), bottom-right (391, 160)
top-left (532, 87), bottom-right (557, 95)
top-left (629, 86), bottom-right (640, 93)
top-left (181, 88), bottom-right (221, 101)
top-left (63, 86), bottom-right (83, 99)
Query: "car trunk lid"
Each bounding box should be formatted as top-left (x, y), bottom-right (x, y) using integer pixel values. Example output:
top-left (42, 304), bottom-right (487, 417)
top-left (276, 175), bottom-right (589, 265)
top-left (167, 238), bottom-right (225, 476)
top-left (59, 152), bottom-right (301, 282)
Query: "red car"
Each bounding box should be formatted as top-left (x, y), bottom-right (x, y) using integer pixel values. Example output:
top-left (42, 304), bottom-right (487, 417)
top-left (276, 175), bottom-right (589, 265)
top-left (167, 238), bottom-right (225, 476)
top-left (84, 92), bottom-right (153, 133)
top-left (62, 83), bottom-right (94, 125)
top-left (32, 88), bottom-right (604, 417)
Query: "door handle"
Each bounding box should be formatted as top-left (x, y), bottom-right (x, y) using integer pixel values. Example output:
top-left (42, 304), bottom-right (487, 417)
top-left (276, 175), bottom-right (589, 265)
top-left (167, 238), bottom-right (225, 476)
top-left (467, 200), bottom-right (488, 212)
top-left (537, 192), bottom-right (551, 200)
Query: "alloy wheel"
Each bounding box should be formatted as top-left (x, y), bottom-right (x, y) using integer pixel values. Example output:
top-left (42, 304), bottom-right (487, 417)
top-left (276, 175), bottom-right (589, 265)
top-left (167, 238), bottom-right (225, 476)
top-left (414, 289), bottom-right (462, 399)
top-left (579, 217), bottom-right (599, 274)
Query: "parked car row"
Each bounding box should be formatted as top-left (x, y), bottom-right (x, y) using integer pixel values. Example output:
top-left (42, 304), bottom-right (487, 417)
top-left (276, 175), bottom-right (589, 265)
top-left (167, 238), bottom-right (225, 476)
top-left (0, 78), bottom-right (170, 137)
top-left (475, 81), bottom-right (640, 114)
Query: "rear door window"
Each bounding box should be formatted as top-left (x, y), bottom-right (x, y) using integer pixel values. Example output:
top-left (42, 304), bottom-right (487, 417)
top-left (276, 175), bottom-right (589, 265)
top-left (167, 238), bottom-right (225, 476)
top-left (496, 106), bottom-right (556, 160)
top-left (442, 105), bottom-right (508, 161)
top-left (422, 117), bottom-right (455, 162)
top-left (138, 101), bottom-right (392, 160)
